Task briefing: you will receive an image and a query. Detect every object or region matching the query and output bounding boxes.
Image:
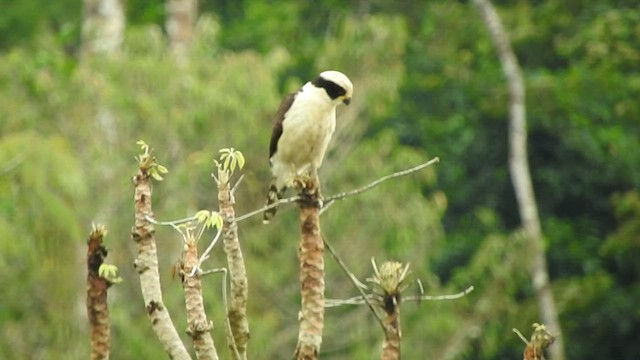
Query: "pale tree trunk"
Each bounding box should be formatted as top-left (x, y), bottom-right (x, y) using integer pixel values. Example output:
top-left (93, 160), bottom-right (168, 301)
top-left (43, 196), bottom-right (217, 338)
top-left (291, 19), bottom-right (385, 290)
top-left (218, 169), bottom-right (250, 359)
top-left (471, 1), bottom-right (566, 359)
top-left (132, 155), bottom-right (192, 360)
top-left (166, 0), bottom-right (197, 60)
top-left (81, 0), bottom-right (124, 57)
top-left (80, 0), bottom-right (124, 223)
top-left (80, 0), bottom-right (124, 145)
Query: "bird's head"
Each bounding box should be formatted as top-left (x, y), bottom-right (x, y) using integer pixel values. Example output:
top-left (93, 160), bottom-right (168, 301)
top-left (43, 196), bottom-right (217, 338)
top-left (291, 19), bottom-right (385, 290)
top-left (313, 70), bottom-right (353, 106)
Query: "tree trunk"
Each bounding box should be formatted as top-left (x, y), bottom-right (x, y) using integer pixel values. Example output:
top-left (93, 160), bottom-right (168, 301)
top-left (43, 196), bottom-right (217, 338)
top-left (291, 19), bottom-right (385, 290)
top-left (166, 0), bottom-right (197, 59)
top-left (81, 0), bottom-right (124, 57)
top-left (87, 226), bottom-right (111, 360)
top-left (218, 169), bottom-right (250, 359)
top-left (182, 242), bottom-right (219, 360)
top-left (294, 179), bottom-right (325, 360)
top-left (471, 1), bottom-right (566, 359)
top-left (132, 158), bottom-right (192, 360)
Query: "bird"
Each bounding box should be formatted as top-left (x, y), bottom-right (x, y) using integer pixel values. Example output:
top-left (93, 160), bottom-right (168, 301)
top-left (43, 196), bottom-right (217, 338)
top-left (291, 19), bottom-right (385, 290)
top-left (263, 70), bottom-right (353, 224)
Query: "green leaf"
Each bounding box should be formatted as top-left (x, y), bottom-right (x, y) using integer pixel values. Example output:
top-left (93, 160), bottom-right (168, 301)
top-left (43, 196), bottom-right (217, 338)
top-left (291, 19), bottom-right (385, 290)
top-left (150, 170), bottom-right (164, 181)
top-left (223, 153), bottom-right (231, 171)
top-left (195, 210), bottom-right (211, 224)
top-left (156, 164), bottom-right (169, 174)
top-left (235, 150), bottom-right (245, 169)
top-left (98, 264), bottom-right (122, 284)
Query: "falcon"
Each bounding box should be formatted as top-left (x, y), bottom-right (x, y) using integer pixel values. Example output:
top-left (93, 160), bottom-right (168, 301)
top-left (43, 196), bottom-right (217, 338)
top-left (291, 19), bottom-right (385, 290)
top-left (263, 70), bottom-right (353, 223)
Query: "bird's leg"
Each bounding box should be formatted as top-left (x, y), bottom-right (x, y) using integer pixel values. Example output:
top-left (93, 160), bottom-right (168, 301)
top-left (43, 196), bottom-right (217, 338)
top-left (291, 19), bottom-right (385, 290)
top-left (295, 167), bottom-right (323, 209)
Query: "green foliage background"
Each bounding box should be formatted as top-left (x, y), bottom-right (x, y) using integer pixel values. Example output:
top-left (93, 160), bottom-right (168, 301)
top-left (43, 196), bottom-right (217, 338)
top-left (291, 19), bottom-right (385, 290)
top-left (0, 1), bottom-right (638, 359)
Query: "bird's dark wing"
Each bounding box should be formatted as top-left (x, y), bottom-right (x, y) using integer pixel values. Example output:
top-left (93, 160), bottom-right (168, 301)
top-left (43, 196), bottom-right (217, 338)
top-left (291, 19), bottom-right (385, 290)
top-left (269, 92), bottom-right (297, 161)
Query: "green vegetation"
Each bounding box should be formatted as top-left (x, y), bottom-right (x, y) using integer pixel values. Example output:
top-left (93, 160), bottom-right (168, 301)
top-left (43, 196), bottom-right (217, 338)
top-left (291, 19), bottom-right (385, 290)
top-left (1, 1), bottom-right (638, 359)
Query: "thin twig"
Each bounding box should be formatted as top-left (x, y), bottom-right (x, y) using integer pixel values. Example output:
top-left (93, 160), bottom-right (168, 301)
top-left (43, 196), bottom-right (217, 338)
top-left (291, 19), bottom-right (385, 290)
top-left (189, 228), bottom-right (223, 277)
top-left (234, 195), bottom-right (301, 222)
top-left (199, 268), bottom-right (242, 360)
top-left (145, 215), bottom-right (197, 226)
top-left (403, 286), bottom-right (474, 302)
top-left (322, 157), bottom-right (440, 208)
top-left (512, 328), bottom-right (529, 345)
top-left (230, 174), bottom-right (245, 196)
top-left (233, 157), bottom-right (439, 222)
top-left (325, 294), bottom-right (377, 307)
top-left (323, 237), bottom-right (387, 332)
top-left (326, 286), bottom-right (474, 307)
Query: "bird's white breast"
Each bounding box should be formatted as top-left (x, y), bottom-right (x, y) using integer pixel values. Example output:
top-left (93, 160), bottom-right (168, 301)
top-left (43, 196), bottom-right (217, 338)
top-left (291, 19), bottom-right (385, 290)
top-left (271, 84), bottom-right (337, 186)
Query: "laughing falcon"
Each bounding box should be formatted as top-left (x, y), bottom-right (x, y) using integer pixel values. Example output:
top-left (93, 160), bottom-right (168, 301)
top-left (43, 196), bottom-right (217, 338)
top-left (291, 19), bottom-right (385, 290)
top-left (263, 70), bottom-right (353, 223)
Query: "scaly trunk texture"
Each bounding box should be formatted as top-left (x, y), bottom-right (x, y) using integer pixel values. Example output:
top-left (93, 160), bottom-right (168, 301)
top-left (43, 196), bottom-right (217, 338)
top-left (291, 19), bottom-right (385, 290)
top-left (132, 162), bottom-right (192, 360)
top-left (294, 179), bottom-right (325, 360)
top-left (218, 170), bottom-right (250, 359)
top-left (471, 1), bottom-right (566, 359)
top-left (182, 242), bottom-right (219, 360)
top-left (381, 309), bottom-right (401, 360)
top-left (87, 226), bottom-right (110, 360)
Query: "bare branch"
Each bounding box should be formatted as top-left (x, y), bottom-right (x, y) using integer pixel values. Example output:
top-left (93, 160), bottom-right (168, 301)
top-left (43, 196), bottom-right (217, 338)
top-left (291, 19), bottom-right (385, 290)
top-left (513, 328), bottom-right (529, 345)
top-left (403, 286), bottom-right (475, 302)
top-left (325, 294), bottom-right (377, 307)
top-left (323, 237), bottom-right (386, 332)
top-left (322, 157), bottom-right (440, 208)
top-left (234, 157), bottom-right (440, 222)
top-left (230, 174), bottom-right (245, 196)
top-left (234, 195), bottom-right (301, 222)
top-left (199, 268), bottom-right (242, 360)
top-left (145, 215), bottom-right (197, 226)
top-left (189, 228), bottom-right (223, 277)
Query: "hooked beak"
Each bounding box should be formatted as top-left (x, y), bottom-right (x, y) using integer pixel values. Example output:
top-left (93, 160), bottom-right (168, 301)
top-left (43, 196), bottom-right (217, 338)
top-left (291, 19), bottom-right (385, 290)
top-left (343, 97), bottom-right (351, 105)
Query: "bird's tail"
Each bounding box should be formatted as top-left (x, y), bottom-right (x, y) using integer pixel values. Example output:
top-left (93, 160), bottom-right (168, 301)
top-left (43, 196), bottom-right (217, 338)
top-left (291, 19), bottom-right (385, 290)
top-left (263, 182), bottom-right (284, 224)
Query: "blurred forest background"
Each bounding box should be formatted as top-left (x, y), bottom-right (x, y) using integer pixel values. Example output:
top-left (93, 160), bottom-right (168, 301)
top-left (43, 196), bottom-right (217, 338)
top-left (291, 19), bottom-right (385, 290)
top-left (1, 0), bottom-right (639, 359)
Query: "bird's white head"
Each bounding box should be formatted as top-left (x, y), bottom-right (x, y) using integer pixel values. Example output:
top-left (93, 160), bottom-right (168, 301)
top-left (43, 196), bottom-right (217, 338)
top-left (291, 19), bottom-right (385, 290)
top-left (314, 70), bottom-right (353, 105)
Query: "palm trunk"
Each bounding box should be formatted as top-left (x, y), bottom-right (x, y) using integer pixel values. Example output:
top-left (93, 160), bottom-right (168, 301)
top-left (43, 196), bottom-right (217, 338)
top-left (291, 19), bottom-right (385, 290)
top-left (218, 169), bottom-right (250, 359)
top-left (294, 179), bottom-right (325, 360)
top-left (132, 155), bottom-right (192, 360)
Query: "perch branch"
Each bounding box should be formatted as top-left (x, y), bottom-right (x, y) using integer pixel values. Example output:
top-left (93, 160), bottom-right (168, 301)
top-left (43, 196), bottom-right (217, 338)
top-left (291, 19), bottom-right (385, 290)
top-left (321, 157), bottom-right (439, 209)
top-left (234, 157), bottom-right (440, 222)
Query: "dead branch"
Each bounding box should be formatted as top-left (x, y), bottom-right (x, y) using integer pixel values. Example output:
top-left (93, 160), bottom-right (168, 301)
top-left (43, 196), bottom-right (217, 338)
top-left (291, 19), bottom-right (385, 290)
top-left (235, 157), bottom-right (440, 222)
top-left (321, 157), bottom-right (440, 211)
top-left (323, 237), bottom-right (387, 331)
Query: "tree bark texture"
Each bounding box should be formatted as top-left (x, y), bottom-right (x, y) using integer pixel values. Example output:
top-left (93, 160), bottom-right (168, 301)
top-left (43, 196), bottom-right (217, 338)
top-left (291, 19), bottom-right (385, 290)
top-left (294, 180), bottom-right (325, 360)
top-left (182, 243), bottom-right (219, 360)
top-left (471, 1), bottom-right (565, 359)
top-left (132, 165), bottom-right (192, 360)
top-left (381, 307), bottom-right (401, 360)
top-left (87, 226), bottom-right (111, 360)
top-left (218, 170), bottom-right (250, 359)
top-left (81, 0), bottom-right (124, 56)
